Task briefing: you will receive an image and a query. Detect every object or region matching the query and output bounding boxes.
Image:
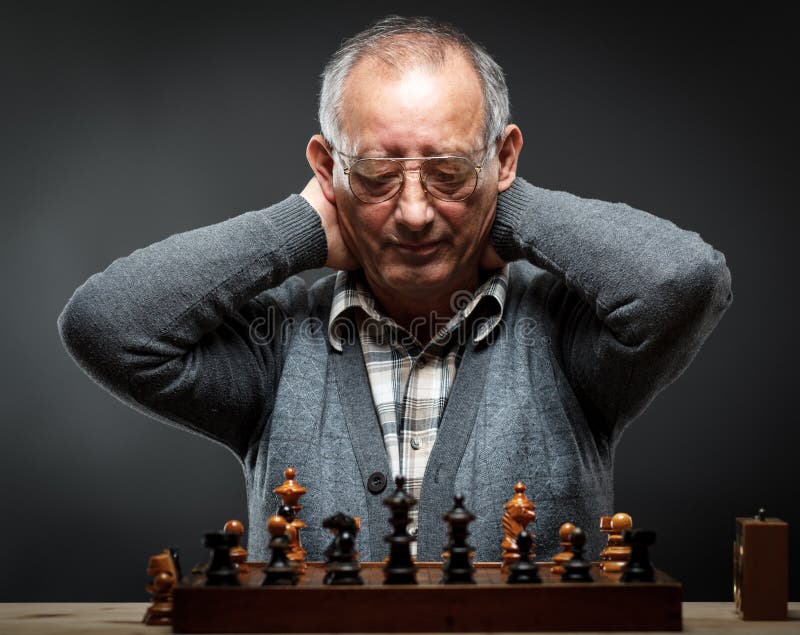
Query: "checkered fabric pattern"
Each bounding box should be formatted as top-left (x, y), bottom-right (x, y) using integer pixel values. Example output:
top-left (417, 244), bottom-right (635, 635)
top-left (328, 265), bottom-right (509, 554)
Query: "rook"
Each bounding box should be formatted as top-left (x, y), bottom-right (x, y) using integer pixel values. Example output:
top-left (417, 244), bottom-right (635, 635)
top-left (600, 512), bottom-right (633, 573)
top-left (203, 532), bottom-right (241, 586)
top-left (620, 529), bottom-right (656, 583)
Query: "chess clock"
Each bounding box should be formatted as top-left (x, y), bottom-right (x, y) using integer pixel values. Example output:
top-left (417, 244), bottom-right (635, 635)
top-left (733, 509), bottom-right (788, 620)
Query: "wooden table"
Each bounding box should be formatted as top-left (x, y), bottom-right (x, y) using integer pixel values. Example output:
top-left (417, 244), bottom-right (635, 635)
top-left (0, 603), bottom-right (797, 634)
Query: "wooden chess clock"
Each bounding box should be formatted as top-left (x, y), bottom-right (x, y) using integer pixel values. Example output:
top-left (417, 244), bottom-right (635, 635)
top-left (733, 508), bottom-right (788, 620)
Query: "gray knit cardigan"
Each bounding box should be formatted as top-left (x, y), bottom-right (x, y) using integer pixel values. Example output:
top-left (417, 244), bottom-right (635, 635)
top-left (57, 177), bottom-right (733, 562)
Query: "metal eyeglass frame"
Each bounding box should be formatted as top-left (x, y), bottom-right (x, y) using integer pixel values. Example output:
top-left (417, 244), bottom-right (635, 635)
top-left (333, 148), bottom-right (488, 204)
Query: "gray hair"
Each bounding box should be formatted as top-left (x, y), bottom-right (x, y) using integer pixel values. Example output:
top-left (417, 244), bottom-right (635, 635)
top-left (318, 15), bottom-right (510, 159)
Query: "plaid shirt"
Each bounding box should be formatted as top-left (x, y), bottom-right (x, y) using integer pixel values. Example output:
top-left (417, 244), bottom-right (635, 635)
top-left (328, 265), bottom-right (509, 555)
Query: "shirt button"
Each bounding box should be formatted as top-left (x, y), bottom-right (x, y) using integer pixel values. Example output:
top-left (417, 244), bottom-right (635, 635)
top-left (409, 526), bottom-right (419, 537)
top-left (417, 356), bottom-right (427, 368)
top-left (410, 438), bottom-right (421, 450)
top-left (367, 472), bottom-right (387, 494)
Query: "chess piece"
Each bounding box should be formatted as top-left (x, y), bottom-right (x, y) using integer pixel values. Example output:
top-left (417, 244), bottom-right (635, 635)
top-left (501, 482), bottom-right (537, 574)
top-left (600, 512), bottom-right (633, 573)
top-left (620, 529), bottom-right (656, 583)
top-left (441, 494), bottom-right (476, 584)
top-left (274, 467), bottom-right (307, 572)
top-left (383, 475), bottom-right (418, 584)
top-left (262, 515), bottom-right (299, 586)
top-left (560, 526), bottom-right (593, 582)
top-left (203, 532), bottom-right (241, 586)
top-left (506, 530), bottom-right (541, 584)
top-left (599, 515), bottom-right (612, 547)
top-left (168, 546), bottom-right (183, 581)
top-left (550, 522), bottom-right (576, 574)
top-left (276, 504), bottom-right (305, 574)
top-left (323, 512), bottom-right (364, 585)
top-left (143, 550), bottom-right (177, 625)
top-left (223, 519), bottom-right (249, 574)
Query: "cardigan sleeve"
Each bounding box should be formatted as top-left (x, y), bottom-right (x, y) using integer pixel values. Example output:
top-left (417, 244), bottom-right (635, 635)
top-left (56, 194), bottom-right (328, 460)
top-left (491, 177), bottom-right (733, 441)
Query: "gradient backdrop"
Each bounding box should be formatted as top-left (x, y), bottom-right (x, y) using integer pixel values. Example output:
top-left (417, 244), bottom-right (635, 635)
top-left (2, 1), bottom-right (797, 601)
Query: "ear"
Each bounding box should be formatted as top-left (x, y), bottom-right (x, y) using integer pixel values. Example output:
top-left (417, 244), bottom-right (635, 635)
top-left (306, 134), bottom-right (337, 205)
top-left (496, 124), bottom-right (524, 193)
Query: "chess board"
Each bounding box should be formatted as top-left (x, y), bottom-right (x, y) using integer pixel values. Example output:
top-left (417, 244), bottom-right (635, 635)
top-left (171, 561), bottom-right (682, 633)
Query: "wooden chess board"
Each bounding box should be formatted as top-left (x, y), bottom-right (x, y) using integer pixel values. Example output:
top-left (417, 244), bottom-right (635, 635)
top-left (171, 561), bottom-right (682, 633)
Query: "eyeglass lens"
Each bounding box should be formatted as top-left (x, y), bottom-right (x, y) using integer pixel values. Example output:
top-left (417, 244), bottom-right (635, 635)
top-left (349, 157), bottom-right (477, 203)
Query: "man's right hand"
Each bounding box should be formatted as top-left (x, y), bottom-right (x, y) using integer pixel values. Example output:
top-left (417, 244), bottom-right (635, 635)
top-left (300, 176), bottom-right (359, 271)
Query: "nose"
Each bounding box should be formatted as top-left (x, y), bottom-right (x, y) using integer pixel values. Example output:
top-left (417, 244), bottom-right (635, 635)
top-left (395, 169), bottom-right (434, 231)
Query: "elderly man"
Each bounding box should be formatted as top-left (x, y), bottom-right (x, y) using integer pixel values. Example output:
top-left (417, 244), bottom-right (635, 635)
top-left (57, 16), bottom-right (732, 562)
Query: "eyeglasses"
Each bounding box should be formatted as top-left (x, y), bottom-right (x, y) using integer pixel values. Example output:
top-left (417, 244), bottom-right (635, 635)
top-left (334, 149), bottom-right (485, 204)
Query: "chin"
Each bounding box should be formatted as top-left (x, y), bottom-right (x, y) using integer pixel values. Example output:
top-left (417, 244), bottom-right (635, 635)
top-left (381, 262), bottom-right (453, 294)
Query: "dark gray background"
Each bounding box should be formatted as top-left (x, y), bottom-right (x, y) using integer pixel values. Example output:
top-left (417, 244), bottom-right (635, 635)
top-left (1, 1), bottom-right (797, 602)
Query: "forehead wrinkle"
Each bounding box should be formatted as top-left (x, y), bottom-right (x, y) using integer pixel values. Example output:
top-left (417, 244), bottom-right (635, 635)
top-left (340, 52), bottom-right (484, 159)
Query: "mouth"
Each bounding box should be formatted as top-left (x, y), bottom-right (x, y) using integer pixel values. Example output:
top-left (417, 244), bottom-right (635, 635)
top-left (393, 240), bottom-right (442, 255)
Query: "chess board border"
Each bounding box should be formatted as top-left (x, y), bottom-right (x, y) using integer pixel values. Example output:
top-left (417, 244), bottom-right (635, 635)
top-left (171, 562), bottom-right (682, 633)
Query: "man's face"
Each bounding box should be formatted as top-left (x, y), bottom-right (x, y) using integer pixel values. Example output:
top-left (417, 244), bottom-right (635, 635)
top-left (333, 52), bottom-right (500, 305)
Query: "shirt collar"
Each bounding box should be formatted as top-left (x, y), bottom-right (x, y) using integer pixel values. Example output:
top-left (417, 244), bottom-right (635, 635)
top-left (328, 265), bottom-right (509, 352)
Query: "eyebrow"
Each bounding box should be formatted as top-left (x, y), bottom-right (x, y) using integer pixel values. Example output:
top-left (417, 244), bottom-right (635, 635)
top-left (355, 137), bottom-right (480, 155)
top-left (354, 147), bottom-right (476, 159)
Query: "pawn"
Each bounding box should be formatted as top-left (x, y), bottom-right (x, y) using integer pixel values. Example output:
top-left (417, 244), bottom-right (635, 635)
top-left (441, 495), bottom-right (476, 584)
top-left (620, 529), bottom-right (656, 583)
top-left (223, 519), bottom-right (249, 574)
top-left (560, 526), bottom-right (593, 582)
top-left (506, 530), bottom-right (541, 584)
top-left (600, 512), bottom-right (633, 573)
top-left (144, 572), bottom-right (175, 625)
top-left (550, 522), bottom-right (575, 575)
top-left (262, 515), bottom-right (299, 586)
top-left (143, 551), bottom-right (177, 625)
top-left (203, 532), bottom-right (241, 586)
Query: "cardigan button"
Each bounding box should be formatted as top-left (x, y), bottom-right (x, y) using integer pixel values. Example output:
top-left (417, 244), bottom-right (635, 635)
top-left (367, 472), bottom-right (387, 494)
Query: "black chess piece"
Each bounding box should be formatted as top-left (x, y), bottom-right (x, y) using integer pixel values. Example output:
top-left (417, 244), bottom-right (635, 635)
top-left (277, 503), bottom-right (296, 523)
top-left (506, 530), bottom-right (541, 584)
top-left (383, 475), bottom-right (418, 584)
top-left (262, 515), bottom-right (299, 586)
top-left (168, 546), bottom-right (183, 581)
top-left (620, 529), bottom-right (656, 583)
top-left (441, 494), bottom-right (476, 584)
top-left (560, 526), bottom-right (593, 582)
top-left (322, 513), bottom-right (364, 585)
top-left (203, 532), bottom-right (240, 586)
